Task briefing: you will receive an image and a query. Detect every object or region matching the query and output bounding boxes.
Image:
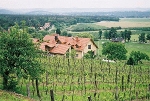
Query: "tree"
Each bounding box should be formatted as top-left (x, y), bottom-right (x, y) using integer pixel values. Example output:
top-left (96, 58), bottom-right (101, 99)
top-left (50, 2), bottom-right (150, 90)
top-left (121, 30), bottom-right (126, 41)
top-left (104, 30), bottom-right (109, 39)
top-left (61, 30), bottom-right (68, 36)
top-left (127, 51), bottom-right (149, 65)
top-left (99, 29), bottom-right (102, 40)
top-left (0, 23), bottom-right (42, 91)
top-left (84, 50), bottom-right (96, 59)
top-left (0, 26), bottom-right (4, 32)
top-left (139, 33), bottom-right (146, 43)
top-left (102, 42), bottom-right (127, 60)
top-left (28, 27), bottom-right (35, 34)
top-left (121, 30), bottom-right (132, 42)
top-left (67, 33), bottom-right (72, 37)
top-left (126, 30), bottom-right (132, 42)
top-left (56, 28), bottom-right (61, 35)
top-left (108, 27), bottom-right (117, 40)
top-left (146, 33), bottom-right (150, 42)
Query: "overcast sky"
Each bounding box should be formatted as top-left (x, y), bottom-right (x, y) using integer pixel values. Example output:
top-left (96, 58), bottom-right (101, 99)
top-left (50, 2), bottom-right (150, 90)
top-left (0, 0), bottom-right (150, 9)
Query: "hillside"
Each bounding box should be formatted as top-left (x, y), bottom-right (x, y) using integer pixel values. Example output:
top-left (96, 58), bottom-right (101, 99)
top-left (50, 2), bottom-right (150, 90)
top-left (0, 9), bottom-right (15, 14)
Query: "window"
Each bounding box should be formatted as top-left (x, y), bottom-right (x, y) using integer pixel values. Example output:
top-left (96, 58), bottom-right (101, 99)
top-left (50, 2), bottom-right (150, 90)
top-left (88, 45), bottom-right (91, 49)
top-left (76, 54), bottom-right (78, 57)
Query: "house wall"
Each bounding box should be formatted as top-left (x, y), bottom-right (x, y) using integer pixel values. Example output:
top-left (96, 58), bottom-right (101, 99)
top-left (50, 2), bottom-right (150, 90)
top-left (76, 40), bottom-right (97, 59)
top-left (83, 41), bottom-right (97, 55)
top-left (76, 51), bottom-right (83, 59)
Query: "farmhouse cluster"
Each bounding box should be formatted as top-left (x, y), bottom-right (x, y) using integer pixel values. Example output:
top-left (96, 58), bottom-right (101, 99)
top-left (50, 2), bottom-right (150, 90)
top-left (33, 34), bottom-right (98, 58)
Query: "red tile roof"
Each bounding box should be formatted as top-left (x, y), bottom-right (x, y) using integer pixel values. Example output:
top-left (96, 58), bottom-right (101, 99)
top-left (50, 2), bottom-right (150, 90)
top-left (40, 34), bottom-right (98, 54)
top-left (50, 44), bottom-right (71, 55)
top-left (43, 35), bottom-right (55, 42)
top-left (40, 42), bottom-right (49, 51)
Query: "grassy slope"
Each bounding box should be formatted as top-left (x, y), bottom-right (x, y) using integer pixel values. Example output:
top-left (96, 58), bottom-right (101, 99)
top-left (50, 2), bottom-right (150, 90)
top-left (0, 90), bottom-right (35, 101)
top-left (70, 23), bottom-right (107, 31)
top-left (96, 39), bottom-right (150, 58)
top-left (125, 42), bottom-right (150, 57)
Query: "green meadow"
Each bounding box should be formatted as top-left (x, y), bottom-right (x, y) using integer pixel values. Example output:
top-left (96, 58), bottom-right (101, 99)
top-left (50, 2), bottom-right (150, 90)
top-left (96, 39), bottom-right (150, 58)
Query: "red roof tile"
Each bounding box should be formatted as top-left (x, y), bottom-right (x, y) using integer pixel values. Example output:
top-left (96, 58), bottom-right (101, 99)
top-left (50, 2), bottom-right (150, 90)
top-left (50, 44), bottom-right (71, 55)
top-left (40, 42), bottom-right (49, 51)
top-left (43, 35), bottom-right (55, 42)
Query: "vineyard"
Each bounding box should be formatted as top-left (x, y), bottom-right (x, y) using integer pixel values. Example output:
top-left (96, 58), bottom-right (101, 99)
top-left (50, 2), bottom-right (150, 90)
top-left (16, 55), bottom-right (150, 101)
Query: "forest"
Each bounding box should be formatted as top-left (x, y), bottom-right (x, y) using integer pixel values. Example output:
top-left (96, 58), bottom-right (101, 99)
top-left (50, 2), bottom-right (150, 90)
top-left (0, 14), bottom-right (119, 30)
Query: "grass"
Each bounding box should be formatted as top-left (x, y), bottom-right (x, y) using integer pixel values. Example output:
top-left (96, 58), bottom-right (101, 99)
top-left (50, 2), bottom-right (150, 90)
top-left (95, 39), bottom-right (150, 58)
top-left (69, 23), bottom-right (107, 31)
top-left (125, 42), bottom-right (150, 57)
top-left (0, 90), bottom-right (35, 101)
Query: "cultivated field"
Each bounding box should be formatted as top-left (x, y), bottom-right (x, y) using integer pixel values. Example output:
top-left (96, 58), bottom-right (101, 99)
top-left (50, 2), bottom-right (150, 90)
top-left (0, 41), bottom-right (149, 101)
top-left (15, 56), bottom-right (150, 101)
top-left (96, 18), bottom-right (150, 28)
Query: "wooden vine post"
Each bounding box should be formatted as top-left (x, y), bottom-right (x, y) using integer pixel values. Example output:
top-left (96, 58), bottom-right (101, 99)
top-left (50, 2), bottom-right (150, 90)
top-left (50, 89), bottom-right (54, 101)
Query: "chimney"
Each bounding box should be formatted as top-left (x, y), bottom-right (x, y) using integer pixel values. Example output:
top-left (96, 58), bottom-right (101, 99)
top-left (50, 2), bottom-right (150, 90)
top-left (76, 37), bottom-right (79, 42)
top-left (55, 34), bottom-right (59, 41)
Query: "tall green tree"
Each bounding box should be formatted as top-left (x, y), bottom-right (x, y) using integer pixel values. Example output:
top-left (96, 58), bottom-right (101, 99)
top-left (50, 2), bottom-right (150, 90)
top-left (61, 30), bottom-right (68, 36)
top-left (121, 30), bottom-right (126, 41)
top-left (56, 28), bottom-right (61, 35)
top-left (139, 33), bottom-right (146, 43)
top-left (98, 29), bottom-right (102, 40)
top-left (126, 30), bottom-right (132, 42)
top-left (104, 30), bottom-right (109, 39)
top-left (146, 33), bottom-right (150, 42)
top-left (108, 27), bottom-right (117, 40)
top-left (121, 30), bottom-right (131, 42)
top-left (102, 42), bottom-right (127, 60)
top-left (0, 23), bottom-right (42, 91)
top-left (84, 50), bottom-right (96, 59)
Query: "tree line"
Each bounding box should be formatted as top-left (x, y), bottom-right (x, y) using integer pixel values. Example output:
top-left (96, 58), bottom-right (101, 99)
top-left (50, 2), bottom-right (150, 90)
top-left (102, 27), bottom-right (132, 42)
top-left (102, 27), bottom-right (150, 43)
top-left (0, 14), bottom-right (119, 30)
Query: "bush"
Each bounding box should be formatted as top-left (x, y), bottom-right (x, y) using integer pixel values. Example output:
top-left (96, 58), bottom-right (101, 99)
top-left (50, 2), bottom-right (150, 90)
top-left (127, 51), bottom-right (149, 65)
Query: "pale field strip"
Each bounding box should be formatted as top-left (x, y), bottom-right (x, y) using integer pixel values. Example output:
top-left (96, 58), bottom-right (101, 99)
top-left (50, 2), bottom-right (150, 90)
top-left (96, 18), bottom-right (150, 28)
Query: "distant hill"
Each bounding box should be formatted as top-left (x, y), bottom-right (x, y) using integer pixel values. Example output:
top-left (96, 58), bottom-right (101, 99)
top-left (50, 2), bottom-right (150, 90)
top-left (26, 10), bottom-right (56, 15)
top-left (0, 8), bottom-right (150, 17)
top-left (0, 9), bottom-right (15, 14)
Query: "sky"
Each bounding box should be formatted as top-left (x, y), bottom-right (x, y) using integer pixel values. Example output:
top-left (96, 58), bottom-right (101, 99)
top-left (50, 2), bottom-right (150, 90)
top-left (0, 0), bottom-right (150, 9)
